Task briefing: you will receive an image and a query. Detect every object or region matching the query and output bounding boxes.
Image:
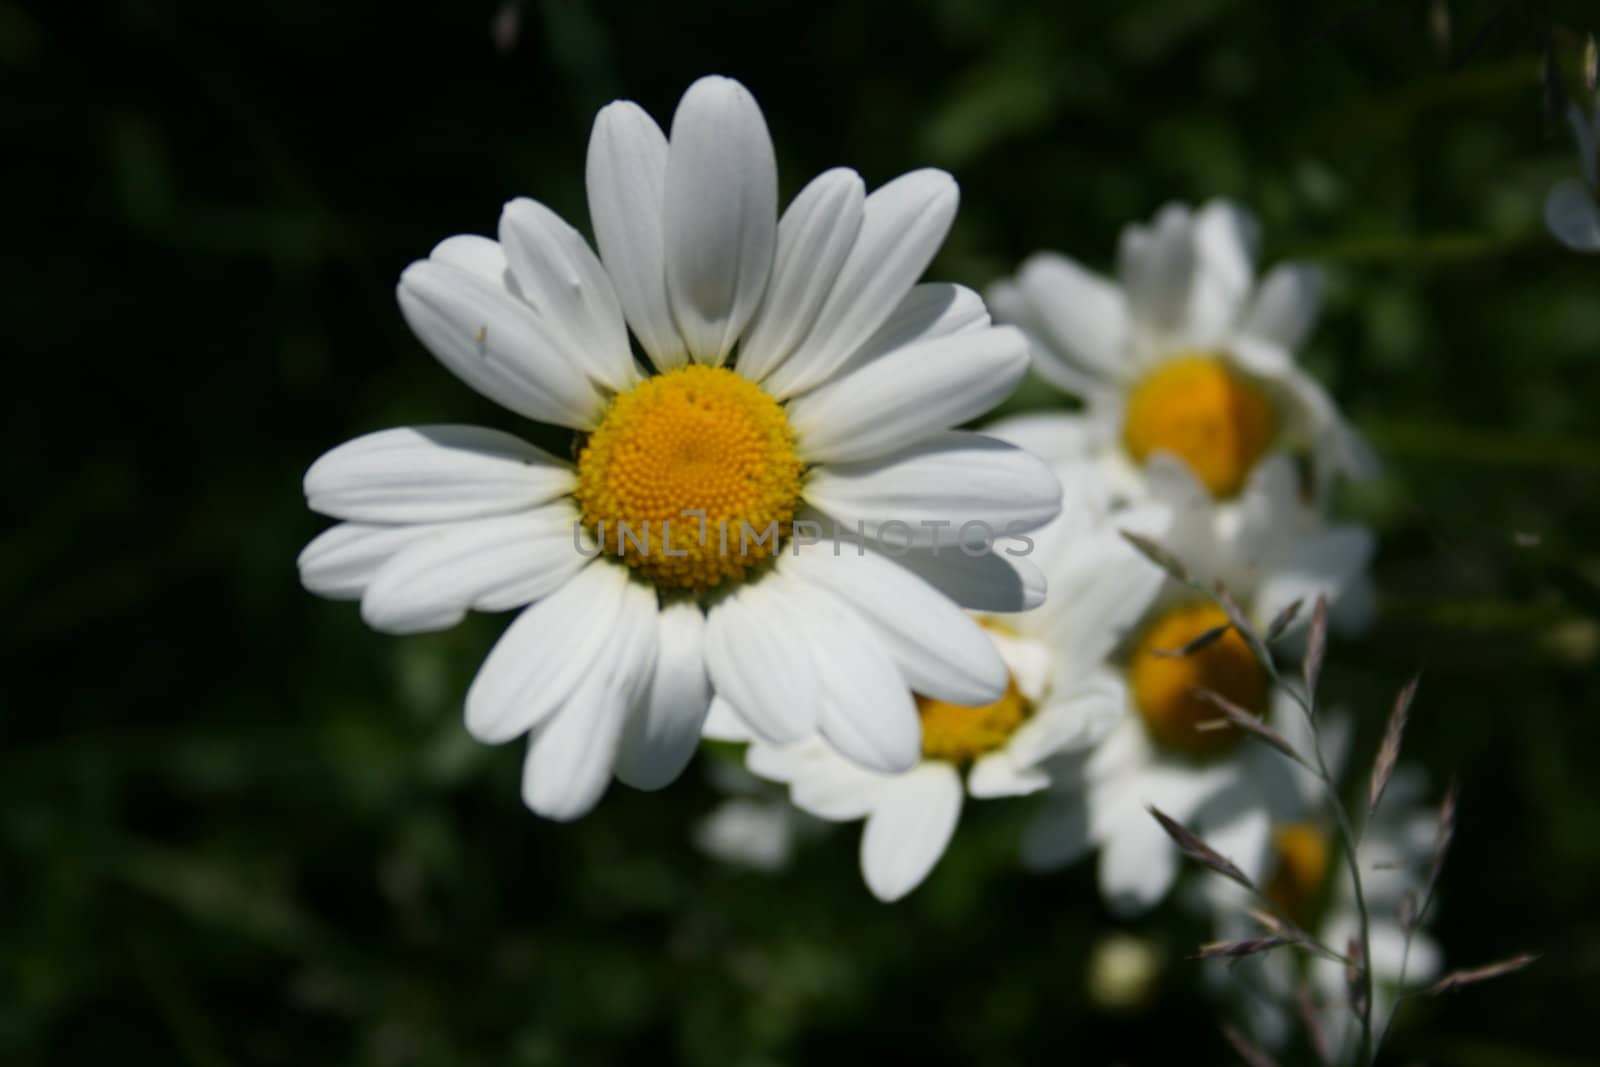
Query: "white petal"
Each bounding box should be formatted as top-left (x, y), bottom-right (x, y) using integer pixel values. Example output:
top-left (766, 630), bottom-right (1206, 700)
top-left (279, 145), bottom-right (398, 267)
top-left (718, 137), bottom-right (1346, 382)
top-left (360, 506), bottom-right (587, 634)
top-left (787, 326), bottom-right (1029, 464)
top-left (702, 695), bottom-right (754, 742)
top-left (304, 425), bottom-right (575, 523)
top-left (788, 582), bottom-right (921, 775)
top-left (1117, 203), bottom-right (1197, 335)
top-left (585, 100), bottom-right (686, 368)
top-left (785, 743), bottom-right (889, 819)
top-left (1239, 262), bottom-right (1324, 352)
top-left (693, 798), bottom-right (797, 872)
top-left (298, 523), bottom-right (438, 600)
top-left (967, 752), bottom-right (1050, 798)
top-left (803, 431), bottom-right (1062, 548)
top-left (1193, 797), bottom-right (1274, 887)
top-left (704, 576), bottom-right (820, 745)
top-left (464, 561), bottom-right (624, 744)
top-left (981, 411), bottom-right (1100, 468)
top-left (1039, 529), bottom-right (1166, 671)
top-left (848, 283), bottom-right (990, 364)
top-left (1006, 676), bottom-right (1128, 766)
top-left (397, 259), bottom-right (608, 428)
top-left (1020, 792), bottom-right (1095, 871)
top-left (429, 234), bottom-right (510, 280)
top-left (985, 280), bottom-right (1101, 396)
top-left (1011, 252), bottom-right (1129, 381)
top-left (519, 574), bottom-right (658, 820)
top-left (1255, 525), bottom-right (1375, 631)
top-left (616, 600), bottom-right (711, 790)
top-left (859, 762), bottom-right (964, 901)
top-left (498, 197), bottom-right (637, 393)
top-left (1544, 177), bottom-right (1600, 252)
top-left (1098, 805), bottom-right (1182, 916)
top-left (892, 545), bottom-right (1047, 613)
top-left (663, 75), bottom-right (778, 364)
top-left (737, 168), bottom-right (865, 383)
top-left (783, 545), bottom-right (1007, 706)
top-left (1187, 199), bottom-right (1259, 340)
top-left (761, 169), bottom-right (959, 398)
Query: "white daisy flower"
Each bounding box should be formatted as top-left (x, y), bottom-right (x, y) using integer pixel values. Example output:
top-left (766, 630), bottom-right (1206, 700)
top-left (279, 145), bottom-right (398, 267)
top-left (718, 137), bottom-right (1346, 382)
top-left (1021, 453), bottom-right (1375, 915)
top-left (1546, 88), bottom-right (1600, 252)
top-left (722, 481), bottom-right (1163, 901)
top-left (1196, 726), bottom-right (1442, 1057)
top-left (297, 76), bottom-right (1061, 821)
top-left (986, 199), bottom-right (1376, 505)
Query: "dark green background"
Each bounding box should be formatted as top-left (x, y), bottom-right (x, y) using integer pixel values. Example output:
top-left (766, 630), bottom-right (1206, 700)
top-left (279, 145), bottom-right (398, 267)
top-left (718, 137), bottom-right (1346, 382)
top-left (6, 0), bottom-right (1598, 1063)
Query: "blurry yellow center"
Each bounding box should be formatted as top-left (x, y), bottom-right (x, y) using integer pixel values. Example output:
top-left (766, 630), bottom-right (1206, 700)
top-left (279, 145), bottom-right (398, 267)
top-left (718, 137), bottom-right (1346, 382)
top-left (1265, 822), bottom-right (1332, 925)
top-left (918, 677), bottom-right (1032, 763)
top-left (575, 366), bottom-right (803, 592)
top-left (1129, 602), bottom-right (1269, 757)
top-left (1122, 354), bottom-right (1275, 498)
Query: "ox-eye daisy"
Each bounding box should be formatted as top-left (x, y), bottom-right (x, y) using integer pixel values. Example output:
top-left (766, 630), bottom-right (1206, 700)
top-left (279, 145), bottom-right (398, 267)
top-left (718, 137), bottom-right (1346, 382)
top-left (1195, 713), bottom-right (1441, 1055)
top-left (1022, 453), bottom-right (1374, 914)
top-left (298, 76), bottom-right (1060, 821)
top-left (987, 199), bottom-right (1375, 504)
top-left (720, 477), bottom-right (1162, 901)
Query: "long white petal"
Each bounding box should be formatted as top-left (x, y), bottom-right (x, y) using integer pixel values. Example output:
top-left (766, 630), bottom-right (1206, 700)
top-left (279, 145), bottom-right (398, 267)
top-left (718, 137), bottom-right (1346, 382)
top-left (803, 431), bottom-right (1062, 548)
top-left (891, 545), bottom-right (1047, 613)
top-left (787, 326), bottom-right (1029, 464)
top-left (464, 561), bottom-right (624, 744)
top-left (663, 75), bottom-right (777, 365)
top-left (359, 506), bottom-right (586, 634)
top-left (498, 197), bottom-right (637, 393)
top-left (788, 580), bottom-right (921, 775)
top-left (585, 100), bottom-right (686, 368)
top-left (304, 425), bottom-right (574, 524)
top-left (737, 168), bottom-right (865, 383)
top-left (783, 545), bottom-right (1007, 706)
top-left (967, 752), bottom-right (1051, 798)
top-left (1098, 804), bottom-right (1182, 916)
top-left (1011, 252), bottom-right (1129, 381)
top-left (1239, 262), bottom-right (1323, 352)
top-left (519, 574), bottom-right (658, 820)
top-left (761, 169), bottom-right (959, 398)
top-left (397, 258), bottom-right (607, 428)
top-left (859, 762), bottom-right (964, 901)
top-left (298, 523), bottom-right (440, 600)
top-left (704, 576), bottom-right (820, 745)
top-left (1187, 199), bottom-right (1259, 341)
top-left (616, 600), bottom-right (711, 790)
top-left (1117, 203), bottom-right (1196, 335)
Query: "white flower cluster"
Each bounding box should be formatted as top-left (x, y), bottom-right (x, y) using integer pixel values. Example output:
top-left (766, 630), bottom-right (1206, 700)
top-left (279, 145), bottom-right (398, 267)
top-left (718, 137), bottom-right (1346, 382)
top-left (296, 75), bottom-right (1440, 1044)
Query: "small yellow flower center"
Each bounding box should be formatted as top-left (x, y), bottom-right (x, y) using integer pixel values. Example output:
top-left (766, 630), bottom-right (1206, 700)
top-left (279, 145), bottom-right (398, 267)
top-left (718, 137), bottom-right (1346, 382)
top-left (917, 676), bottom-right (1032, 763)
top-left (1121, 354), bottom-right (1276, 498)
top-left (1128, 602), bottom-right (1269, 757)
top-left (1265, 822), bottom-right (1332, 926)
top-left (575, 365), bottom-right (804, 593)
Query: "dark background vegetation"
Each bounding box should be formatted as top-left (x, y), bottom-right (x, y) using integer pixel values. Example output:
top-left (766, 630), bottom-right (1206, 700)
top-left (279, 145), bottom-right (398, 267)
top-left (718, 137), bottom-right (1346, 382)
top-left (6, 0), bottom-right (1599, 1063)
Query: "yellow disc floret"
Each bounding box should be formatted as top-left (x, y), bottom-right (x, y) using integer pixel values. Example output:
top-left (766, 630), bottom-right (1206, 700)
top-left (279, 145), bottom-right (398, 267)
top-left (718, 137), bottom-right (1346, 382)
top-left (1129, 602), bottom-right (1269, 757)
top-left (1122, 354), bottom-right (1276, 498)
top-left (575, 365), bottom-right (804, 592)
top-left (1265, 821), bottom-right (1332, 925)
top-left (918, 676), bottom-right (1032, 763)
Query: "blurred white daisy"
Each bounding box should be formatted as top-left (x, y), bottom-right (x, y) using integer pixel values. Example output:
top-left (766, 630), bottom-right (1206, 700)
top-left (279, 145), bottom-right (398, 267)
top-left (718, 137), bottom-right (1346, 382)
top-left (724, 483), bottom-right (1163, 901)
top-left (1546, 88), bottom-right (1600, 252)
top-left (1022, 454), bottom-right (1375, 914)
top-left (1195, 717), bottom-right (1442, 1057)
top-left (987, 199), bottom-right (1375, 504)
top-left (298, 75), bottom-right (1061, 821)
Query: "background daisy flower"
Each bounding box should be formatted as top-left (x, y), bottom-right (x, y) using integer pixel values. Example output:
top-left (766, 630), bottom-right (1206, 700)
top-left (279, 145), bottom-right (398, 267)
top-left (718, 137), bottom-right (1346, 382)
top-left (299, 75), bottom-right (1061, 820)
top-left (1021, 453), bottom-right (1374, 914)
top-left (986, 199), bottom-right (1376, 505)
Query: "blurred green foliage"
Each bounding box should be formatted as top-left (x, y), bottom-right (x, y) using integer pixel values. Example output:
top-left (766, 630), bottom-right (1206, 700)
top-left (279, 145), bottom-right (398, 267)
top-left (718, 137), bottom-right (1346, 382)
top-left (5, 0), bottom-right (1600, 1063)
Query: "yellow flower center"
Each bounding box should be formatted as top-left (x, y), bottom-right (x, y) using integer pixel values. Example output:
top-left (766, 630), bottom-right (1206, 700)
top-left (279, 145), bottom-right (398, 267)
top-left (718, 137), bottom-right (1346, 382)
top-left (575, 365), bottom-right (804, 593)
top-left (1121, 354), bottom-right (1276, 498)
top-left (1265, 822), bottom-right (1332, 926)
top-left (1128, 602), bottom-right (1269, 757)
top-left (917, 676), bottom-right (1032, 763)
